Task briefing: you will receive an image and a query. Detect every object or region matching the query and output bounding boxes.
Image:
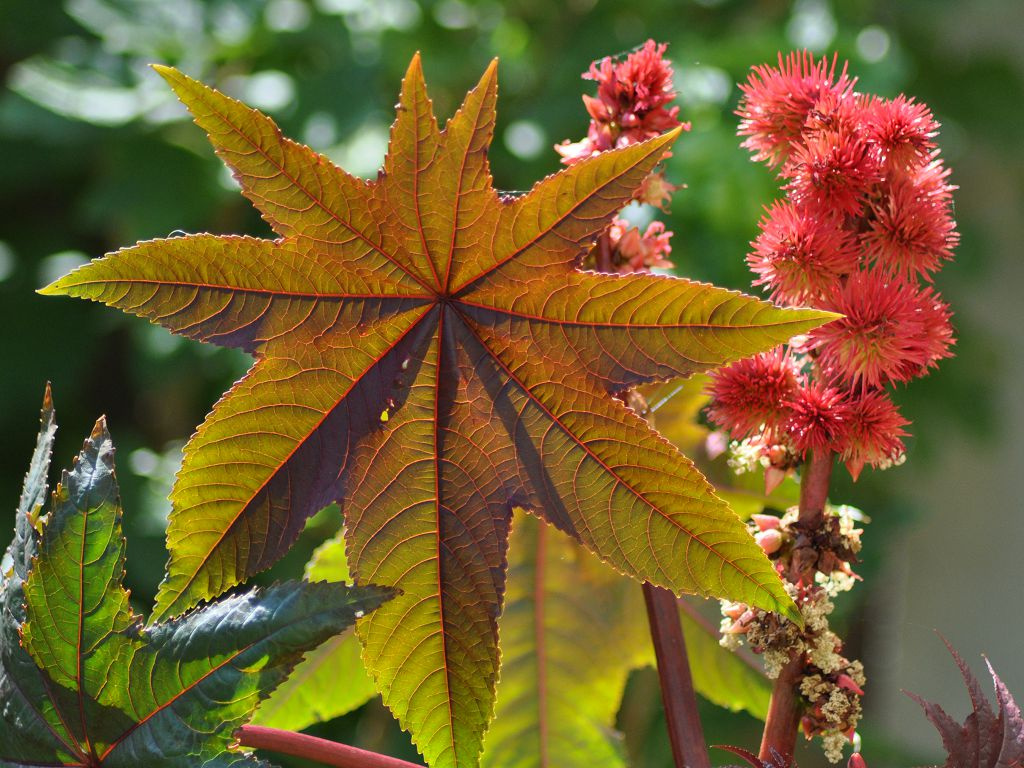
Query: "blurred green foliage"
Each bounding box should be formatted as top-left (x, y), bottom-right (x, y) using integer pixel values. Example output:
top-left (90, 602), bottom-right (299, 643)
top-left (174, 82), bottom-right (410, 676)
top-left (1, 1), bottom-right (1020, 766)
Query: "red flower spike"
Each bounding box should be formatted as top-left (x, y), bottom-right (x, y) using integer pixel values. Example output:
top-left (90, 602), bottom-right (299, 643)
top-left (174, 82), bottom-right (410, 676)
top-left (863, 175), bottom-right (958, 279)
top-left (738, 50), bottom-right (856, 168)
top-left (586, 40), bottom-right (680, 131)
top-left (557, 39), bottom-right (685, 165)
top-left (909, 155), bottom-right (957, 203)
top-left (750, 199), bottom-right (861, 302)
top-left (805, 89), bottom-right (864, 140)
top-left (810, 272), bottom-right (952, 388)
top-left (785, 128), bottom-right (880, 217)
top-left (839, 390), bottom-right (909, 480)
top-left (707, 349), bottom-right (799, 439)
top-left (860, 94), bottom-right (939, 171)
top-left (848, 753), bottom-right (867, 768)
top-left (785, 380), bottom-right (850, 456)
top-left (910, 289), bottom-right (956, 371)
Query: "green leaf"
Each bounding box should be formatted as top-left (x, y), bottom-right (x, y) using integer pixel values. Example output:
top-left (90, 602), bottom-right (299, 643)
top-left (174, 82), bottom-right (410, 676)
top-left (43, 54), bottom-right (834, 767)
top-left (0, 402), bottom-right (392, 767)
top-left (253, 532), bottom-right (377, 732)
top-left (483, 513), bottom-right (650, 768)
top-left (482, 511), bottom-right (770, 768)
top-left (677, 601), bottom-right (770, 719)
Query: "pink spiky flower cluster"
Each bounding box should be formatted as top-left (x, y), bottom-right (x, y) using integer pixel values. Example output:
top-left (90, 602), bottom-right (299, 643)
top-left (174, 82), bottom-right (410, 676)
top-left (557, 41), bottom-right (688, 274)
top-left (557, 39), bottom-right (688, 165)
top-left (709, 52), bottom-right (957, 480)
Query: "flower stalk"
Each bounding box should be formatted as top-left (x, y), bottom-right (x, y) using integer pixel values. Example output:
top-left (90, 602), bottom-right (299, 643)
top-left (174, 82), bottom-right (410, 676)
top-left (759, 449), bottom-right (834, 762)
top-left (643, 582), bottom-right (712, 768)
top-left (235, 725), bottom-right (423, 768)
top-left (559, 39), bottom-right (710, 768)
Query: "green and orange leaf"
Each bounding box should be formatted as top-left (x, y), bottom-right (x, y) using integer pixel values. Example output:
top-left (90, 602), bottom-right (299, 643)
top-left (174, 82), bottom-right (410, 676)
top-left (0, 395), bottom-right (392, 767)
top-left (43, 54), bottom-right (834, 767)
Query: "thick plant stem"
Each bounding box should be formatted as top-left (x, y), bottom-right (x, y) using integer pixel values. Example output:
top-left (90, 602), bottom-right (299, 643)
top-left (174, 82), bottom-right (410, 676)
top-left (235, 725), bottom-right (423, 768)
top-left (797, 448), bottom-right (834, 527)
top-left (757, 653), bottom-right (805, 762)
top-left (758, 449), bottom-right (835, 763)
top-left (643, 582), bottom-right (711, 768)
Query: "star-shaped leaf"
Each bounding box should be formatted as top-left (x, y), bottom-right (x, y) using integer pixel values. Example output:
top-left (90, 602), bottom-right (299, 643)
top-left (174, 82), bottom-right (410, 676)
top-left (907, 639), bottom-right (1024, 768)
top-left (42, 54), bottom-right (835, 766)
top-left (0, 393), bottom-right (392, 767)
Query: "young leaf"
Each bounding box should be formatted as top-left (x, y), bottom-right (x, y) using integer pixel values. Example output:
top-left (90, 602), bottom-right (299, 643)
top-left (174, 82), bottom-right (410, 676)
top-left (43, 54), bottom-right (834, 766)
top-left (907, 639), bottom-right (1024, 768)
top-left (715, 745), bottom-right (797, 768)
top-left (0, 402), bottom-right (392, 767)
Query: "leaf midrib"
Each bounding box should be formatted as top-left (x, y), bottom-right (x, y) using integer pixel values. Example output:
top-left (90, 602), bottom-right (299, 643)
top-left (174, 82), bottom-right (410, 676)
top-left (458, 296), bottom-right (823, 331)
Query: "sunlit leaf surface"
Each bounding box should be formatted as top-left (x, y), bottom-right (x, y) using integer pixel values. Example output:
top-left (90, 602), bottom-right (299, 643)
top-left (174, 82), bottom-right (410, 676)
top-left (44, 55), bottom-right (833, 766)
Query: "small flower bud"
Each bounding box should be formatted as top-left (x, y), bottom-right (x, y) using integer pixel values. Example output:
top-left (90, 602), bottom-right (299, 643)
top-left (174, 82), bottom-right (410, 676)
top-left (836, 673), bottom-right (865, 695)
top-left (755, 528), bottom-right (784, 555)
top-left (723, 620), bottom-right (751, 635)
top-left (764, 466), bottom-right (788, 494)
top-left (848, 754), bottom-right (867, 768)
top-left (802, 714), bottom-right (816, 739)
top-left (752, 513), bottom-right (781, 531)
top-left (723, 601), bottom-right (746, 620)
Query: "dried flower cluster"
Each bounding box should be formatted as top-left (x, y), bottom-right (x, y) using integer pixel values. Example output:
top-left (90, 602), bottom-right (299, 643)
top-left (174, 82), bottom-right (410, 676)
top-left (721, 507), bottom-right (867, 763)
top-left (708, 51), bottom-right (957, 480)
top-left (557, 40), bottom-right (687, 273)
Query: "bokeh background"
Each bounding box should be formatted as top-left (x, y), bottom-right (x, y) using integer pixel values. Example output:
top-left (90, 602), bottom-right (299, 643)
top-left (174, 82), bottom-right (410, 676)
top-left (1, 1), bottom-right (1021, 766)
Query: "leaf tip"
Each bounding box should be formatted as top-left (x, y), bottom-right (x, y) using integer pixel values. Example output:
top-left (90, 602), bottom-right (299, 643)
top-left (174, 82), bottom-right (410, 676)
top-left (36, 278), bottom-right (67, 297)
top-left (150, 64), bottom-right (194, 99)
top-left (89, 415), bottom-right (111, 445)
top-left (405, 51), bottom-right (424, 79)
top-left (778, 593), bottom-right (803, 628)
top-left (150, 63), bottom-right (179, 80)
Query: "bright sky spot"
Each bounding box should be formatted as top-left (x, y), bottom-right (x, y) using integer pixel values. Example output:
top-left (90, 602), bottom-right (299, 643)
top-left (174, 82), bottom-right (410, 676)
top-left (504, 120), bottom-right (546, 160)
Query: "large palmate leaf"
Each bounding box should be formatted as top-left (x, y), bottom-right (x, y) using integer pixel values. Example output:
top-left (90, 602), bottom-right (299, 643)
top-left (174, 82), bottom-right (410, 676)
top-left (43, 54), bottom-right (834, 766)
top-left (0, 396), bottom-right (392, 767)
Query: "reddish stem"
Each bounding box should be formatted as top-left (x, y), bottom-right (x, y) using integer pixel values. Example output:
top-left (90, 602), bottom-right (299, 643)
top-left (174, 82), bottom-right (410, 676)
top-left (758, 449), bottom-right (835, 763)
top-left (235, 725), bottom-right (423, 768)
top-left (797, 448), bottom-right (834, 527)
top-left (643, 582), bottom-right (711, 768)
top-left (757, 653), bottom-right (805, 762)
